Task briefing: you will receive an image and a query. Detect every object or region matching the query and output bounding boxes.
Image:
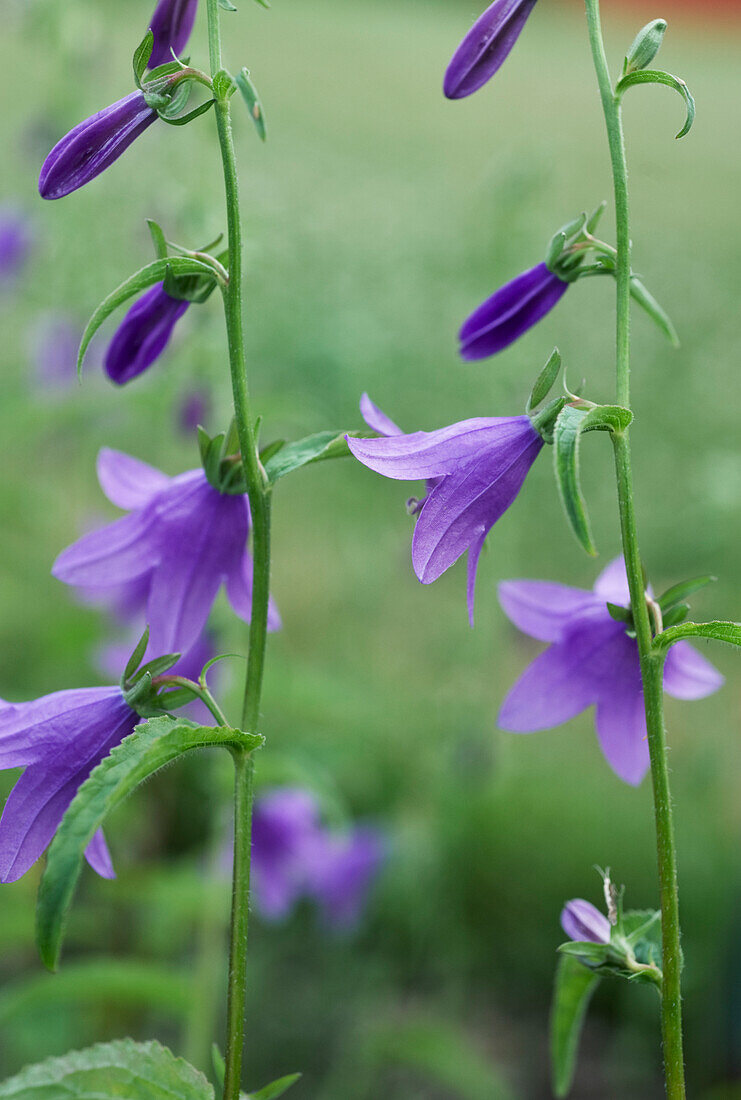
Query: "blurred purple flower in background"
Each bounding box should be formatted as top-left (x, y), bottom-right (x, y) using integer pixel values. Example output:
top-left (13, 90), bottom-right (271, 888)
top-left (28, 313), bottom-right (83, 389)
top-left (459, 262), bottom-right (568, 361)
top-left (251, 788), bottom-right (384, 929)
top-left (105, 284), bottom-right (190, 385)
top-left (561, 898), bottom-right (611, 944)
top-left (53, 449), bottom-right (281, 656)
top-left (0, 686), bottom-right (138, 882)
top-left (149, 0), bottom-right (199, 68)
top-left (178, 388), bottom-right (211, 434)
top-left (0, 209), bottom-right (32, 285)
top-left (498, 558), bottom-right (724, 784)
top-left (39, 92), bottom-right (158, 200)
top-left (348, 402), bottom-right (543, 622)
top-left (444, 0), bottom-right (538, 100)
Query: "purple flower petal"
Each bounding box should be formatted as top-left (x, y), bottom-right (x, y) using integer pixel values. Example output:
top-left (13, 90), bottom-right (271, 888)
top-left (444, 0), bottom-right (538, 100)
top-left (498, 579), bottom-right (601, 643)
top-left (97, 449), bottom-right (170, 511)
top-left (104, 284), bottom-right (190, 385)
top-left (85, 829), bottom-right (115, 879)
top-left (561, 898), bottom-right (611, 944)
top-left (52, 511), bottom-right (159, 588)
top-left (39, 92), bottom-right (158, 201)
top-left (359, 393), bottom-right (403, 437)
top-left (0, 210), bottom-right (33, 283)
top-left (312, 827), bottom-right (385, 929)
top-left (149, 0), bottom-right (199, 68)
top-left (459, 263), bottom-right (568, 360)
top-left (594, 633), bottom-right (649, 786)
top-left (663, 641), bottom-right (724, 700)
top-left (225, 551), bottom-right (282, 633)
top-left (592, 556), bottom-right (631, 605)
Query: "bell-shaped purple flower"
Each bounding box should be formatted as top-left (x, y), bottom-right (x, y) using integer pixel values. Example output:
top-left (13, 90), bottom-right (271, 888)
top-left (105, 284), bottom-right (190, 384)
top-left (39, 92), bottom-right (158, 201)
top-left (348, 398), bottom-right (543, 623)
top-left (149, 0), bottom-right (199, 68)
top-left (52, 449), bottom-right (281, 656)
top-left (498, 558), bottom-right (724, 785)
top-left (444, 0), bottom-right (539, 100)
top-left (460, 262), bottom-right (569, 361)
top-left (0, 686), bottom-right (139, 883)
top-left (251, 788), bottom-right (384, 928)
top-left (561, 899), bottom-right (611, 944)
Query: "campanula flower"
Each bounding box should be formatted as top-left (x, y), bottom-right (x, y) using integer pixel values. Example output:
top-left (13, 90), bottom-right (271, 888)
top-left (28, 314), bottom-right (84, 390)
top-left (561, 898), bottom-right (611, 944)
top-left (251, 788), bottom-right (384, 928)
top-left (178, 388), bottom-right (211, 434)
top-left (39, 92), bottom-right (159, 200)
top-left (459, 262), bottom-right (568, 361)
top-left (0, 687), bottom-right (138, 883)
top-left (105, 284), bottom-right (190, 384)
top-left (348, 397), bottom-right (543, 622)
top-left (444, 0), bottom-right (538, 100)
top-left (149, 0), bottom-right (199, 68)
top-left (53, 449), bottom-right (281, 656)
top-left (0, 209), bottom-right (32, 284)
top-left (498, 558), bottom-right (724, 784)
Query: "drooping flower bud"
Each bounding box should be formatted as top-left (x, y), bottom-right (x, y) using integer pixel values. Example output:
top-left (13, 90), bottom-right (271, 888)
top-left (105, 283), bottom-right (190, 384)
top-left (560, 899), bottom-right (611, 944)
top-left (459, 263), bottom-right (569, 360)
top-left (39, 92), bottom-right (158, 201)
top-left (624, 18), bottom-right (667, 76)
top-left (444, 0), bottom-right (538, 100)
top-left (148, 0), bottom-right (199, 69)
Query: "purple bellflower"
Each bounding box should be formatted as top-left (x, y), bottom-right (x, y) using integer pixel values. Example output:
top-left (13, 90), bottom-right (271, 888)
top-left (348, 395), bottom-right (544, 623)
top-left (0, 686), bottom-right (139, 883)
top-left (561, 898), bottom-right (611, 944)
top-left (28, 314), bottom-right (85, 390)
top-left (105, 283), bottom-right (190, 385)
top-left (251, 788), bottom-right (384, 929)
top-left (444, 0), bottom-right (538, 100)
top-left (178, 388), bottom-right (211, 434)
top-left (0, 209), bottom-right (32, 284)
top-left (498, 558), bottom-right (724, 785)
top-left (52, 448), bottom-right (281, 656)
top-left (149, 0), bottom-right (199, 68)
top-left (459, 262), bottom-right (569, 361)
top-left (39, 92), bottom-right (158, 201)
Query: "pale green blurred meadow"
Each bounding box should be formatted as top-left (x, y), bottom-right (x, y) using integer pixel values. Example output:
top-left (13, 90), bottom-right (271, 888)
top-left (1, 0), bottom-right (741, 1096)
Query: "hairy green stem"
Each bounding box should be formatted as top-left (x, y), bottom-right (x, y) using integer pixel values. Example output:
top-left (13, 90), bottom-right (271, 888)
top-left (206, 1), bottom-right (273, 1096)
top-left (584, 1), bottom-right (685, 1095)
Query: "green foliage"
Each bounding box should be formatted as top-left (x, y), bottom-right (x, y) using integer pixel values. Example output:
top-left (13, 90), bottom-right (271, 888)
top-left (526, 348), bottom-right (561, 414)
top-left (616, 69), bottom-right (695, 139)
top-left (654, 620), bottom-right (741, 654)
top-left (250, 1074), bottom-right (302, 1099)
top-left (552, 406), bottom-right (597, 556)
top-left (550, 956), bottom-right (600, 1098)
top-left (264, 431), bottom-right (356, 483)
top-left (236, 69), bottom-right (267, 142)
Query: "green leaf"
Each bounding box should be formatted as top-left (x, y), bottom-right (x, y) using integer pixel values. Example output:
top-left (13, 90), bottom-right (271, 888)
top-left (661, 603), bottom-right (689, 628)
top-left (146, 219), bottom-right (168, 260)
top-left (552, 406), bottom-right (596, 556)
top-left (654, 620), bottom-right (741, 655)
top-left (580, 404), bottom-right (633, 435)
top-left (77, 257), bottom-right (215, 378)
top-left (585, 200), bottom-right (607, 234)
top-left (159, 99), bottom-right (216, 127)
top-left (606, 602), bottom-right (631, 623)
top-left (250, 1074), bottom-right (302, 1099)
top-left (211, 1046), bottom-right (225, 1088)
top-left (264, 430), bottom-right (353, 483)
top-left (657, 574), bottom-right (716, 613)
top-left (527, 348), bottom-right (561, 413)
top-left (236, 68), bottom-right (267, 141)
top-left (219, 0), bottom-right (239, 9)
top-left (557, 941), bottom-right (610, 966)
top-left (616, 68), bottom-right (695, 138)
top-left (630, 276), bottom-right (679, 346)
top-left (550, 955), bottom-right (601, 1098)
top-left (36, 716), bottom-right (263, 970)
top-left (133, 30), bottom-right (154, 87)
top-left (0, 1040), bottom-right (212, 1100)
top-left (123, 627), bottom-right (150, 684)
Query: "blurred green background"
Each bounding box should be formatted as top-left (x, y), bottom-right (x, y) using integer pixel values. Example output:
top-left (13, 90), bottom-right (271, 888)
top-left (2, 0), bottom-right (741, 1096)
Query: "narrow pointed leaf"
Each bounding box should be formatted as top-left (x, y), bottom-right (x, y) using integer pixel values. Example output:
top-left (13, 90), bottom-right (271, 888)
top-left (160, 99), bottom-right (216, 127)
top-left (550, 955), bottom-right (601, 1098)
top-left (553, 406), bottom-right (596, 556)
top-left (236, 68), bottom-right (267, 141)
top-left (616, 69), bottom-right (695, 138)
top-left (250, 1074), bottom-right (302, 1100)
top-left (133, 30), bottom-right (154, 87)
top-left (123, 627), bottom-right (150, 684)
top-left (654, 620), bottom-right (741, 655)
top-left (657, 574), bottom-right (716, 613)
top-left (630, 276), bottom-right (679, 346)
top-left (264, 430), bottom-right (356, 483)
top-left (527, 348), bottom-right (561, 413)
top-left (147, 218), bottom-right (168, 260)
top-left (661, 603), bottom-right (689, 628)
top-left (36, 716), bottom-right (263, 970)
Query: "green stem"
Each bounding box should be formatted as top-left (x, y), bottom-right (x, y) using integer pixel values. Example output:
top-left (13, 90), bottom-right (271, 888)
top-left (584, 2), bottom-right (685, 1096)
top-left (206, 2), bottom-right (273, 1097)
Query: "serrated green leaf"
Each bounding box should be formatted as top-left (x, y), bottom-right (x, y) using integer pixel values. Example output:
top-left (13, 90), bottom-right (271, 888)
top-left (657, 574), bottom-right (716, 613)
top-left (653, 620), bottom-right (741, 655)
top-left (250, 1074), bottom-right (302, 1100)
top-left (616, 68), bottom-right (695, 138)
top-left (527, 348), bottom-right (561, 413)
top-left (553, 406), bottom-right (596, 556)
top-left (36, 716), bottom-right (263, 970)
top-left (0, 1040), bottom-right (212, 1100)
top-left (133, 30), bottom-right (154, 87)
top-left (77, 257), bottom-right (214, 378)
top-left (630, 276), bottom-right (679, 346)
top-left (550, 955), bottom-right (601, 1098)
top-left (236, 68), bottom-right (267, 141)
top-left (264, 430), bottom-right (353, 483)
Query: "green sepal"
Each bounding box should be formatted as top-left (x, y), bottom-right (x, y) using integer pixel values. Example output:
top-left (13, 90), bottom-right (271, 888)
top-left (585, 200), bottom-right (607, 234)
top-left (36, 716), bottom-right (264, 970)
top-left (552, 406), bottom-right (597, 556)
top-left (211, 1045), bottom-right (226, 1088)
top-left (557, 941), bottom-right (611, 968)
top-left (530, 396), bottom-right (567, 444)
top-left (123, 627), bottom-right (150, 685)
top-left (252, 0), bottom-right (270, 7)
top-left (623, 19), bottom-right (667, 76)
top-left (616, 68), bottom-right (695, 139)
top-left (219, 0), bottom-right (239, 9)
top-left (236, 68), bottom-right (267, 141)
top-left (259, 439), bottom-right (287, 464)
top-left (606, 602), bottom-right (631, 623)
top-left (146, 57), bottom-right (192, 83)
top-left (162, 264), bottom-right (218, 303)
top-left (143, 91), bottom-right (171, 112)
top-left (133, 30), bottom-right (154, 88)
top-left (136, 652), bottom-right (182, 680)
top-left (77, 256), bottom-right (215, 378)
top-left (654, 620), bottom-right (741, 655)
top-left (661, 603), bottom-right (689, 628)
top-left (527, 348), bottom-right (562, 413)
top-left (159, 98), bottom-right (216, 127)
top-left (0, 1040), bottom-right (213, 1100)
top-left (147, 218), bottom-right (168, 260)
top-left (264, 430), bottom-right (358, 483)
top-left (629, 275), bottom-right (680, 346)
top-left (249, 1075), bottom-right (302, 1100)
top-left (657, 574), bottom-right (716, 613)
top-left (550, 955), bottom-right (601, 1098)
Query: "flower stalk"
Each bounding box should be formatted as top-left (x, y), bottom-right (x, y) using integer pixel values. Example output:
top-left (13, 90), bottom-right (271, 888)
top-left (205, 0), bottom-right (273, 1096)
top-left (584, 0), bottom-right (685, 1094)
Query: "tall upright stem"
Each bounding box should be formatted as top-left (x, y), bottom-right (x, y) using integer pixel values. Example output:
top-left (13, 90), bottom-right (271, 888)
top-left (206, 2), bottom-right (273, 1097)
top-left (584, 1), bottom-right (685, 1095)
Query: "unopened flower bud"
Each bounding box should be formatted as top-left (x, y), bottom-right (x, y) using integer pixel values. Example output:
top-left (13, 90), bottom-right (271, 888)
top-left (560, 898), bottom-right (611, 944)
top-left (624, 19), bottom-right (667, 76)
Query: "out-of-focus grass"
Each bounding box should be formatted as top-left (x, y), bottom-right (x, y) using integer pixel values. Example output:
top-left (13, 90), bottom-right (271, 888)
top-left (1, 0), bottom-right (741, 1096)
